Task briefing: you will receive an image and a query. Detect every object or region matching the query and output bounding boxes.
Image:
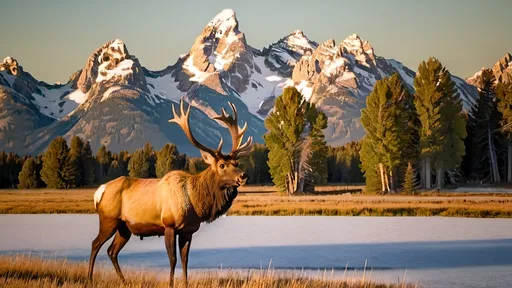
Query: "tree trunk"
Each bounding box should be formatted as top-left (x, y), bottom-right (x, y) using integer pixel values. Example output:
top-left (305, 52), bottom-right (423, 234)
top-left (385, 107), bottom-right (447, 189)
top-left (384, 166), bottom-right (391, 193)
top-left (488, 126), bottom-right (501, 183)
top-left (420, 159), bottom-right (425, 189)
top-left (425, 157), bottom-right (431, 189)
top-left (379, 163), bottom-right (386, 193)
top-left (508, 141), bottom-right (512, 183)
top-left (389, 168), bottom-right (395, 193)
top-left (436, 167), bottom-right (444, 189)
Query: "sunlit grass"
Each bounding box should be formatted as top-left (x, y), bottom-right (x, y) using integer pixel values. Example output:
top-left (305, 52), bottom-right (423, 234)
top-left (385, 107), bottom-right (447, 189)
top-left (0, 255), bottom-right (418, 288)
top-left (1, 187), bottom-right (512, 217)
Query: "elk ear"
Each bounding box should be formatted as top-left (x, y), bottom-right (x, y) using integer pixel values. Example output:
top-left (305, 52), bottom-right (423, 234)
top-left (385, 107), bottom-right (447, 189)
top-left (200, 150), bottom-right (216, 166)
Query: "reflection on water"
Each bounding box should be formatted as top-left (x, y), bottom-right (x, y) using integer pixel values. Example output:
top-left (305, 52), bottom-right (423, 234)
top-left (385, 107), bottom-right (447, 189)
top-left (1, 215), bottom-right (512, 288)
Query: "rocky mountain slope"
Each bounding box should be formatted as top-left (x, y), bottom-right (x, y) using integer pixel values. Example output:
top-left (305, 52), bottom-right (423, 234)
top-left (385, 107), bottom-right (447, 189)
top-left (467, 53), bottom-right (512, 88)
top-left (0, 8), bottom-right (498, 156)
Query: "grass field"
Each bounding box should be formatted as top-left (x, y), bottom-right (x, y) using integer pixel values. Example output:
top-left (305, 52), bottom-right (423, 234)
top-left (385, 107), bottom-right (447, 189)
top-left (1, 186), bottom-right (512, 217)
top-left (0, 255), bottom-right (417, 288)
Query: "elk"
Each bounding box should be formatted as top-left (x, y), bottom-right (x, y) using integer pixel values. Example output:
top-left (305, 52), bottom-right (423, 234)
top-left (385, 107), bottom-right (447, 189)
top-left (87, 99), bottom-right (253, 287)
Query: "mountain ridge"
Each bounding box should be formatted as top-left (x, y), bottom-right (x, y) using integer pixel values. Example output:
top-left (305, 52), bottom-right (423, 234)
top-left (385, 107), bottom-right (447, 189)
top-left (0, 8), bottom-right (506, 156)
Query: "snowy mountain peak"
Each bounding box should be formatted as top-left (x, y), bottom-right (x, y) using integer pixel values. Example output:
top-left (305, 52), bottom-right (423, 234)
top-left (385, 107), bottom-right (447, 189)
top-left (96, 39), bottom-right (136, 83)
top-left (207, 9), bottom-right (238, 32)
top-left (342, 34), bottom-right (374, 55)
top-left (277, 30), bottom-right (318, 56)
top-left (1, 57), bottom-right (19, 75)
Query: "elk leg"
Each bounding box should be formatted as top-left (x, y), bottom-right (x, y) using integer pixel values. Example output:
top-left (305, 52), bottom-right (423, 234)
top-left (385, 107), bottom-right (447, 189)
top-left (107, 221), bottom-right (131, 282)
top-left (179, 233), bottom-right (193, 286)
top-left (88, 217), bottom-right (118, 280)
top-left (164, 227), bottom-right (177, 287)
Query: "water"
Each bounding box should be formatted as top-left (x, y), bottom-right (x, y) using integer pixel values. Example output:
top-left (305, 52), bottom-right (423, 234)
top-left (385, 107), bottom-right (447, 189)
top-left (1, 215), bottom-right (512, 288)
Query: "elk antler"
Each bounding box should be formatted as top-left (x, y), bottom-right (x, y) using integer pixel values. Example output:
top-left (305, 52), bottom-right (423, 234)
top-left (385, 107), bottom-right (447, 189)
top-left (214, 102), bottom-right (253, 158)
top-left (169, 99), bottom-right (222, 156)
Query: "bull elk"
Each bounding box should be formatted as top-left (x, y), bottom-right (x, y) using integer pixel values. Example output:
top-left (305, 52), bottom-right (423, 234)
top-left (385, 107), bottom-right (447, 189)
top-left (87, 99), bottom-right (253, 287)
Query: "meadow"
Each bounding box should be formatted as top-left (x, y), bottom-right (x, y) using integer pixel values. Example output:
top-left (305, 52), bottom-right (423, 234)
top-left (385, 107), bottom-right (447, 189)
top-left (1, 185), bottom-right (512, 218)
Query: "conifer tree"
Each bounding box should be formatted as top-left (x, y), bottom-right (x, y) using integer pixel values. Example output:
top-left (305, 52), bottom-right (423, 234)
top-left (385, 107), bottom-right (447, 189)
top-left (467, 69), bottom-right (502, 183)
top-left (143, 142), bottom-right (157, 178)
top-left (186, 157), bottom-right (208, 175)
top-left (414, 57), bottom-right (466, 189)
top-left (40, 137), bottom-right (75, 188)
top-left (81, 141), bottom-right (95, 186)
top-left (497, 80), bottom-right (512, 182)
top-left (118, 150), bottom-right (130, 176)
top-left (402, 162), bottom-right (416, 195)
top-left (18, 157), bottom-right (39, 189)
top-left (95, 144), bottom-right (111, 183)
top-left (128, 148), bottom-right (150, 178)
top-left (360, 73), bottom-right (416, 193)
top-left (264, 87), bottom-right (327, 195)
top-left (107, 160), bottom-right (123, 180)
top-left (68, 136), bottom-right (84, 187)
top-left (156, 143), bottom-right (180, 178)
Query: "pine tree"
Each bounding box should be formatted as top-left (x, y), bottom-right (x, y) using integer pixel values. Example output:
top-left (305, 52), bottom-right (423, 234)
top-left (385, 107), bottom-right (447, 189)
top-left (68, 136), bottom-right (84, 187)
top-left (403, 162), bottom-right (416, 195)
top-left (80, 141), bottom-right (95, 186)
top-left (40, 137), bottom-right (75, 188)
top-left (0, 151), bottom-right (7, 188)
top-left (414, 57), bottom-right (466, 189)
top-left (360, 73), bottom-right (416, 193)
top-left (143, 142), bottom-right (157, 178)
top-left (497, 80), bottom-right (512, 182)
top-left (18, 157), bottom-right (39, 189)
top-left (107, 160), bottom-right (123, 180)
top-left (95, 144), bottom-right (111, 183)
top-left (128, 148), bottom-right (150, 178)
top-left (264, 87), bottom-right (327, 195)
top-left (307, 106), bottom-right (329, 185)
top-left (467, 69), bottom-right (503, 183)
top-left (118, 150), bottom-right (130, 176)
top-left (156, 143), bottom-right (180, 178)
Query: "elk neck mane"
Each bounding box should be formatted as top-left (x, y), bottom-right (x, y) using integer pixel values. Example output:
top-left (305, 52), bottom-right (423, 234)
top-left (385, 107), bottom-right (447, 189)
top-left (184, 167), bottom-right (237, 222)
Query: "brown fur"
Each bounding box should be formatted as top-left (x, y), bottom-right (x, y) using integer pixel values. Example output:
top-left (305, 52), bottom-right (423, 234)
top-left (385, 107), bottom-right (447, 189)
top-left (88, 100), bottom-right (252, 287)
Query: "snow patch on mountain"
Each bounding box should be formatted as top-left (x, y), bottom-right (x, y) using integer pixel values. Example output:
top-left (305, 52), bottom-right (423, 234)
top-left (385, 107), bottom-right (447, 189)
top-left (146, 74), bottom-right (185, 101)
top-left (238, 55), bottom-right (287, 115)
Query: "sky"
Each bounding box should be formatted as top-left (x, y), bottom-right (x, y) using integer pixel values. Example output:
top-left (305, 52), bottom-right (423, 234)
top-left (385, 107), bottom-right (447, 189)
top-left (1, 0), bottom-right (510, 83)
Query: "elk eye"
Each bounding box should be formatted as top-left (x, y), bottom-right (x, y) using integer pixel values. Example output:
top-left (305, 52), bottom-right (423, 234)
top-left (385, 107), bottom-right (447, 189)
top-left (219, 164), bottom-right (225, 169)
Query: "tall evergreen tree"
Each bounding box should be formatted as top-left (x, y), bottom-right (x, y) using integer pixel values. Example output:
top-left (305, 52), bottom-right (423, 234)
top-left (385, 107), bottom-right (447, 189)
top-left (402, 162), bottom-right (416, 195)
top-left (414, 57), bottom-right (466, 189)
top-left (95, 144), bottom-right (111, 183)
top-left (466, 69), bottom-right (503, 183)
top-left (264, 87), bottom-right (327, 195)
top-left (68, 136), bottom-right (84, 187)
top-left (18, 157), bottom-right (39, 189)
top-left (128, 148), bottom-right (150, 178)
top-left (81, 141), bottom-right (95, 186)
top-left (156, 143), bottom-right (180, 178)
top-left (40, 137), bottom-right (75, 188)
top-left (118, 150), bottom-right (131, 176)
top-left (360, 73), bottom-right (417, 193)
top-left (143, 142), bottom-right (157, 178)
top-left (107, 160), bottom-right (123, 180)
top-left (497, 80), bottom-right (512, 182)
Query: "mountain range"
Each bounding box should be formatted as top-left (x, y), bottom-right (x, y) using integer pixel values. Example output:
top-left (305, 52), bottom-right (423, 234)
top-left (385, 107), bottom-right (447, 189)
top-left (1, 9), bottom-right (510, 157)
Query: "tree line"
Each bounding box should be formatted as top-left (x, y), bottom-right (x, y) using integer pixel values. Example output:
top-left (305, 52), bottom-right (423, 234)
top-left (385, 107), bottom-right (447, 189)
top-left (359, 57), bottom-right (512, 194)
top-left (0, 135), bottom-right (364, 189)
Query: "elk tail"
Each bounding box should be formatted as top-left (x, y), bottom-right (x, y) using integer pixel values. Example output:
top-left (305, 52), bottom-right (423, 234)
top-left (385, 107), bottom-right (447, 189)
top-left (93, 184), bottom-right (106, 210)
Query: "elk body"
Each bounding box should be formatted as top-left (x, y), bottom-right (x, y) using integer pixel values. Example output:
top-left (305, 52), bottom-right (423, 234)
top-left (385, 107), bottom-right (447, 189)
top-left (87, 100), bottom-right (252, 287)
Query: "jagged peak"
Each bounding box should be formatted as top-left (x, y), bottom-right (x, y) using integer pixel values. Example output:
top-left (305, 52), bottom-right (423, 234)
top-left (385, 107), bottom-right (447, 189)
top-left (206, 9), bottom-right (239, 36)
top-left (0, 56), bottom-right (20, 75)
top-left (341, 33), bottom-right (374, 55)
top-left (280, 29), bottom-right (317, 50)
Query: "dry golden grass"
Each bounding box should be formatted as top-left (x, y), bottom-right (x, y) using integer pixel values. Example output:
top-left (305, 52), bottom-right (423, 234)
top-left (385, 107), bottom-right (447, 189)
top-left (0, 255), bottom-right (416, 288)
top-left (1, 186), bottom-right (512, 217)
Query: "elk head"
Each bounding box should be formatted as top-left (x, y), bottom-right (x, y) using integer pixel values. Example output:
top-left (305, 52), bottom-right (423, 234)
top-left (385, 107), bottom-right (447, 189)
top-left (169, 99), bottom-right (253, 188)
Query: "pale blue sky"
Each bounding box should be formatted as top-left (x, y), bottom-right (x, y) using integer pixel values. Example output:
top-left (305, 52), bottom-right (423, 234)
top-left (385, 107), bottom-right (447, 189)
top-left (1, 0), bottom-right (510, 83)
